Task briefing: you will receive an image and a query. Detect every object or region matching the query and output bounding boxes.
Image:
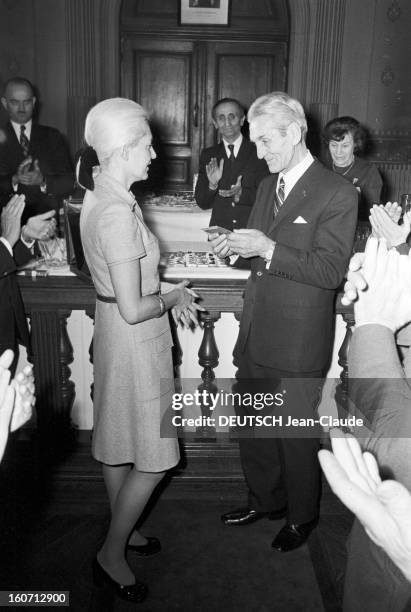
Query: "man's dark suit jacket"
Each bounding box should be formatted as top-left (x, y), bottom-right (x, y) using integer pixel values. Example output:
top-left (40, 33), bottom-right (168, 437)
top-left (0, 122), bottom-right (74, 223)
top-left (195, 139), bottom-right (268, 230)
top-left (0, 240), bottom-right (31, 356)
top-left (235, 159), bottom-right (358, 373)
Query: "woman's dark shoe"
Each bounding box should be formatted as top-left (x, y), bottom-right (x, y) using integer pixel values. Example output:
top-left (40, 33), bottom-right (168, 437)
top-left (127, 536), bottom-right (161, 556)
top-left (92, 557), bottom-right (148, 603)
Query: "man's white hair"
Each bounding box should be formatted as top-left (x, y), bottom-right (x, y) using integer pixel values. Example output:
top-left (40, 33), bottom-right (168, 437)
top-left (248, 92), bottom-right (307, 139)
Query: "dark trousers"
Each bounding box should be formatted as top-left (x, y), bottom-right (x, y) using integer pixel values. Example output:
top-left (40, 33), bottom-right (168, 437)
top-left (235, 346), bottom-right (324, 524)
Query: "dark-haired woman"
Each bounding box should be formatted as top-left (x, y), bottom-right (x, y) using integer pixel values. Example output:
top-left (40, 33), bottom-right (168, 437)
top-left (322, 116), bottom-right (383, 221)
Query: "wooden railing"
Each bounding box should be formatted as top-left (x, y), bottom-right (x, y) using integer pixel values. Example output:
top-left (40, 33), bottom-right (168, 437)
top-left (18, 275), bottom-right (354, 438)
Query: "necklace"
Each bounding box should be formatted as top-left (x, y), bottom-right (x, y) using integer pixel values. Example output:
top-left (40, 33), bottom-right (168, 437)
top-left (333, 158), bottom-right (355, 176)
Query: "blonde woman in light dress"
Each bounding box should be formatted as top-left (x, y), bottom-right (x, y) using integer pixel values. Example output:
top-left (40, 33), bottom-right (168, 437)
top-left (79, 98), bottom-right (203, 603)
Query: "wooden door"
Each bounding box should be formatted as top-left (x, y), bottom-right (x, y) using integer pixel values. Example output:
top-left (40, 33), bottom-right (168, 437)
top-left (204, 41), bottom-right (287, 146)
top-left (122, 38), bottom-right (200, 191)
top-left (122, 37), bottom-right (287, 190)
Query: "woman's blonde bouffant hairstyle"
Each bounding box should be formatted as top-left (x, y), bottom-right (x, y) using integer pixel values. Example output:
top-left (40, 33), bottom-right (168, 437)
top-left (84, 97), bottom-right (149, 163)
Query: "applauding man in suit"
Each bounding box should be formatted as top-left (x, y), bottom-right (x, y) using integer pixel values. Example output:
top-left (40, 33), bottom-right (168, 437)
top-left (0, 77), bottom-right (74, 224)
top-left (211, 92), bottom-right (358, 551)
top-left (195, 97), bottom-right (268, 230)
top-left (0, 194), bottom-right (56, 374)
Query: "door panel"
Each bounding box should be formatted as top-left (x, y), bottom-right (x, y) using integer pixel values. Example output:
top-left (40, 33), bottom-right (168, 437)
top-left (122, 38), bottom-right (287, 190)
top-left (205, 41), bottom-right (287, 145)
top-left (122, 38), bottom-right (199, 191)
top-left (137, 54), bottom-right (190, 145)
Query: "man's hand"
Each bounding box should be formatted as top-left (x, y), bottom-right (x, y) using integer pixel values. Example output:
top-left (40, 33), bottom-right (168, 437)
top-left (384, 201), bottom-right (402, 224)
top-left (12, 158), bottom-right (32, 187)
top-left (208, 232), bottom-right (233, 259)
top-left (0, 194), bottom-right (26, 248)
top-left (227, 229), bottom-right (273, 259)
top-left (354, 237), bottom-right (411, 332)
top-left (219, 175), bottom-right (242, 203)
top-left (10, 364), bottom-right (35, 432)
top-left (370, 206), bottom-right (411, 248)
top-left (319, 429), bottom-right (411, 582)
top-left (206, 157), bottom-right (224, 189)
top-left (341, 251), bottom-right (366, 306)
top-left (17, 158), bottom-right (44, 186)
top-left (22, 209), bottom-right (56, 242)
top-left (0, 350), bottom-right (34, 463)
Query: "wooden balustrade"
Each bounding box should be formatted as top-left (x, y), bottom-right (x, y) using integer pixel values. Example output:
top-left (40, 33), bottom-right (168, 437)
top-left (18, 275), bottom-right (352, 440)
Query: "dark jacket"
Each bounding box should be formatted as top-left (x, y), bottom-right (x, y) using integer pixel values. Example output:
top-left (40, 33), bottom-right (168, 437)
top-left (0, 239), bottom-right (32, 354)
top-left (235, 159), bottom-right (358, 372)
top-left (195, 139), bottom-right (268, 230)
top-left (0, 122), bottom-right (74, 223)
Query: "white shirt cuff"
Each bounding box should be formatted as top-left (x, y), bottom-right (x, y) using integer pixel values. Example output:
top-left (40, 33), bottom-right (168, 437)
top-left (0, 236), bottom-right (13, 255)
top-left (20, 229), bottom-right (35, 250)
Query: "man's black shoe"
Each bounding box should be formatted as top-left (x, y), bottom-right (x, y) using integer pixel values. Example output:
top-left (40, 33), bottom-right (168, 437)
top-left (271, 519), bottom-right (318, 552)
top-left (221, 507), bottom-right (286, 526)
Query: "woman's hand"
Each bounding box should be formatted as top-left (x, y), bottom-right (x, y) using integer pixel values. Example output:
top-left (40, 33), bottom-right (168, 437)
top-left (171, 280), bottom-right (205, 328)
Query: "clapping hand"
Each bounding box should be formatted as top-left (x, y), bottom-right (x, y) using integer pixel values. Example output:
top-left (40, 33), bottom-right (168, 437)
top-left (10, 363), bottom-right (35, 432)
top-left (0, 194), bottom-right (26, 248)
top-left (319, 429), bottom-right (411, 582)
top-left (206, 157), bottom-right (224, 189)
top-left (22, 209), bottom-right (57, 242)
top-left (172, 280), bottom-right (205, 328)
top-left (16, 157), bottom-right (44, 186)
top-left (354, 237), bottom-right (411, 332)
top-left (384, 201), bottom-right (402, 224)
top-left (370, 205), bottom-right (411, 249)
top-left (0, 350), bottom-right (35, 462)
top-left (219, 175), bottom-right (242, 202)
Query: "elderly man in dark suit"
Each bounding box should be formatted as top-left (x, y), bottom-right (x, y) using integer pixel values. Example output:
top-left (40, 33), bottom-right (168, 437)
top-left (211, 91), bottom-right (358, 551)
top-left (0, 77), bottom-right (74, 224)
top-left (195, 97), bottom-right (268, 231)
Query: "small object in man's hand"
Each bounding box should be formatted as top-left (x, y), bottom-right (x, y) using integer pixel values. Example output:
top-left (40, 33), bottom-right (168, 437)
top-left (202, 226), bottom-right (232, 236)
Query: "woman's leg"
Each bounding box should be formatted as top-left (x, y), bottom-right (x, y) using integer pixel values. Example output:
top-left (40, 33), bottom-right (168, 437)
top-left (102, 463), bottom-right (131, 512)
top-left (102, 463), bottom-right (155, 546)
top-left (98, 465), bottom-right (165, 584)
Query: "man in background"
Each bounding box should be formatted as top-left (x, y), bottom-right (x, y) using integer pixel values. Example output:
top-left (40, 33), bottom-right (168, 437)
top-left (195, 97), bottom-right (268, 231)
top-left (0, 77), bottom-right (74, 224)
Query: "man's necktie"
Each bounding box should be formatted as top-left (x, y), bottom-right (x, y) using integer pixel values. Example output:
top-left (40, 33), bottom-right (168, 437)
top-left (228, 144), bottom-right (235, 169)
top-left (273, 176), bottom-right (285, 217)
top-left (20, 125), bottom-right (30, 158)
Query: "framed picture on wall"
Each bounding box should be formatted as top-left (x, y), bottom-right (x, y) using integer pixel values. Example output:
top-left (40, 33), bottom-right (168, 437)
top-left (179, 0), bottom-right (230, 26)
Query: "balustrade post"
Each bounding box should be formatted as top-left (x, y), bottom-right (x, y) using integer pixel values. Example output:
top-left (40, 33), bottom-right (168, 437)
top-left (195, 312), bottom-right (221, 438)
top-left (29, 309), bottom-right (75, 438)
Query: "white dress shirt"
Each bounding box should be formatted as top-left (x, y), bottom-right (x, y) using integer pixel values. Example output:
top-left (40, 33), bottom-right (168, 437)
top-left (11, 119), bottom-right (32, 142)
top-left (222, 134), bottom-right (243, 158)
top-left (277, 150), bottom-right (314, 200)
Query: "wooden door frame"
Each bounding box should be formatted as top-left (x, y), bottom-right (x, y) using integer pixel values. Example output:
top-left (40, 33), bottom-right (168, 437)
top-left (92, 0), bottom-right (314, 102)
